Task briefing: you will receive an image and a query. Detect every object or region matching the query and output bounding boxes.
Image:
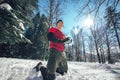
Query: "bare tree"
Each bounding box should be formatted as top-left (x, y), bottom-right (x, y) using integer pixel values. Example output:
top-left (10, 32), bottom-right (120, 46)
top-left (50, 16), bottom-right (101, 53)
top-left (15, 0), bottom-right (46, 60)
top-left (105, 29), bottom-right (113, 63)
top-left (90, 27), bottom-right (102, 63)
top-left (87, 35), bottom-right (96, 62)
top-left (82, 35), bottom-right (86, 62)
top-left (105, 6), bottom-right (120, 49)
top-left (73, 0), bottom-right (120, 63)
top-left (40, 0), bottom-right (67, 27)
top-left (74, 0), bottom-right (120, 17)
top-left (97, 26), bottom-right (106, 63)
top-left (71, 26), bottom-right (85, 61)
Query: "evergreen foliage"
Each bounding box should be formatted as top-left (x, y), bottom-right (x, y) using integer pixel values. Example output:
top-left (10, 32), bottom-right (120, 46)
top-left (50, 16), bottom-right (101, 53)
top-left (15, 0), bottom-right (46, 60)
top-left (0, 8), bottom-right (31, 44)
top-left (0, 0), bottom-right (47, 59)
top-left (0, 0), bottom-right (39, 44)
top-left (24, 13), bottom-right (49, 60)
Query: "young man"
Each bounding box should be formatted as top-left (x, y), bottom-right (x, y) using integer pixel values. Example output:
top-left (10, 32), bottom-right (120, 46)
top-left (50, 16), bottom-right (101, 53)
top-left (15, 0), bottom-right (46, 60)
top-left (35, 20), bottom-right (72, 80)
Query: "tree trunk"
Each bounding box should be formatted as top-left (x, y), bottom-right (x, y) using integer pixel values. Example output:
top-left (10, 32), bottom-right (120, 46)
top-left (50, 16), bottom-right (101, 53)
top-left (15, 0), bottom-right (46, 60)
top-left (106, 32), bottom-right (112, 64)
top-left (100, 46), bottom-right (106, 63)
top-left (113, 24), bottom-right (120, 49)
top-left (82, 35), bottom-right (86, 62)
top-left (90, 49), bottom-right (93, 62)
top-left (49, 0), bottom-right (54, 26)
top-left (95, 40), bottom-right (101, 63)
top-left (91, 29), bottom-right (101, 63)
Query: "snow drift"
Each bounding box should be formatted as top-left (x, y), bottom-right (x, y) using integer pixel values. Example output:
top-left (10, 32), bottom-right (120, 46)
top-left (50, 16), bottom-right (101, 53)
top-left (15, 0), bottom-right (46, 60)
top-left (0, 58), bottom-right (120, 80)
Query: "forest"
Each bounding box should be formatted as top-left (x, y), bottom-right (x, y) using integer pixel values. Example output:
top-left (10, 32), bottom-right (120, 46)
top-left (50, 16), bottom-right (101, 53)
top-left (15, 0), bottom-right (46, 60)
top-left (0, 0), bottom-right (120, 64)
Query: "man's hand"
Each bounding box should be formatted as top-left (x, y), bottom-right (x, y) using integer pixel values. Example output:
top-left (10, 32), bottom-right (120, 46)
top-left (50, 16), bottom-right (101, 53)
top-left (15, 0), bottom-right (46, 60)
top-left (63, 37), bottom-right (72, 44)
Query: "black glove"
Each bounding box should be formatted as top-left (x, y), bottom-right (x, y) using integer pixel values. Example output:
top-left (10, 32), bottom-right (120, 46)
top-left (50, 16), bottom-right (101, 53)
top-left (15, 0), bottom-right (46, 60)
top-left (63, 37), bottom-right (72, 44)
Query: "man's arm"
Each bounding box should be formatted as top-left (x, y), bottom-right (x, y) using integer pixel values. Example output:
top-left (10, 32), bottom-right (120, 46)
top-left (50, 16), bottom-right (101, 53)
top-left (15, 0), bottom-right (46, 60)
top-left (47, 32), bottom-right (64, 43)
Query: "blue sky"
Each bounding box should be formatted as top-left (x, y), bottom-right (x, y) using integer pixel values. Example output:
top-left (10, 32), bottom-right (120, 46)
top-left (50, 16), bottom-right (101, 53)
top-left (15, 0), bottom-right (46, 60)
top-left (61, 3), bottom-right (88, 36)
top-left (61, 3), bottom-right (91, 37)
top-left (62, 3), bottom-right (77, 35)
top-left (39, 1), bottom-right (91, 37)
top-left (39, 1), bottom-right (82, 36)
top-left (39, 1), bottom-right (120, 37)
top-left (62, 0), bottom-right (120, 36)
top-left (61, 1), bottom-right (100, 36)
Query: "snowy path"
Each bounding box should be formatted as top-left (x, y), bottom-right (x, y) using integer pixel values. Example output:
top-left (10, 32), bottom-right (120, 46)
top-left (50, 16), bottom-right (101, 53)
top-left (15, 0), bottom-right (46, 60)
top-left (0, 58), bottom-right (120, 80)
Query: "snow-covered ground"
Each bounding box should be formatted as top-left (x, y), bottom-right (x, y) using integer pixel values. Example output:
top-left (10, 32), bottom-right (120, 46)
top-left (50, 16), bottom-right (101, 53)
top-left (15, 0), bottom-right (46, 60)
top-left (0, 58), bottom-right (120, 80)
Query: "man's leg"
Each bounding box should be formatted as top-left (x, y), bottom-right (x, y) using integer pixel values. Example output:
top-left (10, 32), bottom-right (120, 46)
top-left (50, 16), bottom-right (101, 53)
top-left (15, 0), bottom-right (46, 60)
top-left (56, 52), bottom-right (68, 75)
top-left (40, 66), bottom-right (48, 80)
top-left (47, 49), bottom-right (58, 74)
top-left (46, 49), bottom-right (60, 80)
top-left (47, 49), bottom-right (67, 79)
top-left (40, 66), bottom-right (56, 80)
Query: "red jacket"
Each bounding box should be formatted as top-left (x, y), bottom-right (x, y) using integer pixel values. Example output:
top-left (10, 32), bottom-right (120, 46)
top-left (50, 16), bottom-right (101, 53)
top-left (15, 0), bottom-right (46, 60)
top-left (48, 27), bottom-right (66, 52)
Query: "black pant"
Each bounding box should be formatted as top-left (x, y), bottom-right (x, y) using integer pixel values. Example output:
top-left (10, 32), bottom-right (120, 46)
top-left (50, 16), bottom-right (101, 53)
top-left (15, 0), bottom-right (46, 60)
top-left (40, 66), bottom-right (66, 80)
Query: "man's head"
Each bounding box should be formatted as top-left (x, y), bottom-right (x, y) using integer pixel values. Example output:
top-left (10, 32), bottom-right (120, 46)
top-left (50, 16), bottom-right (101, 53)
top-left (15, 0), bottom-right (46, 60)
top-left (56, 20), bottom-right (63, 31)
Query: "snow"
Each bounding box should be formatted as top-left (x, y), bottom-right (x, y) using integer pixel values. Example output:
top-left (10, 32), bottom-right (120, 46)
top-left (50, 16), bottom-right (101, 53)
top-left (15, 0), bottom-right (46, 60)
top-left (0, 3), bottom-right (25, 31)
top-left (20, 33), bottom-right (24, 38)
top-left (0, 3), bottom-right (12, 10)
top-left (19, 22), bottom-right (25, 30)
top-left (0, 58), bottom-right (120, 80)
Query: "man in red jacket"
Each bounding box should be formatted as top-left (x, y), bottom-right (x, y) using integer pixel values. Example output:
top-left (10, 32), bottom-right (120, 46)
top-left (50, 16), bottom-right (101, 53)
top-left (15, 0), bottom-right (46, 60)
top-left (45, 20), bottom-right (72, 80)
top-left (34, 20), bottom-right (72, 80)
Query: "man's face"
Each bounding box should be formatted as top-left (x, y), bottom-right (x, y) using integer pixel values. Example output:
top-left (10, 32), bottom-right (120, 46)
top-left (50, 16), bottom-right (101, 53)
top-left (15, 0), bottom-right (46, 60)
top-left (57, 22), bottom-right (63, 30)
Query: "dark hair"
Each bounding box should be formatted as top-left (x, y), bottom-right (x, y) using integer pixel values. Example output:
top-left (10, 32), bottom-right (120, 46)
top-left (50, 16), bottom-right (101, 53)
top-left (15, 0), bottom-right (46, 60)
top-left (56, 20), bottom-right (63, 25)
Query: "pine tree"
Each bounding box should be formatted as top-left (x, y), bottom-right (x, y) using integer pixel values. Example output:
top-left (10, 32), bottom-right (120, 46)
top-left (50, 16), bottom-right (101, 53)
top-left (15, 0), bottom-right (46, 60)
top-left (0, 0), bottom-right (39, 44)
top-left (24, 13), bottom-right (49, 60)
top-left (0, 0), bottom-right (39, 58)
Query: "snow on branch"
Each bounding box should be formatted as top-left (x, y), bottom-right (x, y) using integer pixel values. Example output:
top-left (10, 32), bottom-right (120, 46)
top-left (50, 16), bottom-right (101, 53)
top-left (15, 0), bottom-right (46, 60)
top-left (0, 3), bottom-right (12, 10)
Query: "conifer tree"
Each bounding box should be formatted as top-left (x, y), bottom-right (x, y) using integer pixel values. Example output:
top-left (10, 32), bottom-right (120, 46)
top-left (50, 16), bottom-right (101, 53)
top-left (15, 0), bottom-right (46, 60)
top-left (25, 13), bottom-right (49, 60)
top-left (0, 0), bottom-right (39, 58)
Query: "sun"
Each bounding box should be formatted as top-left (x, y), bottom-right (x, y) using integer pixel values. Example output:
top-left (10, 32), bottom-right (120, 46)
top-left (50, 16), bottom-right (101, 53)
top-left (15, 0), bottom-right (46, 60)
top-left (84, 16), bottom-right (94, 28)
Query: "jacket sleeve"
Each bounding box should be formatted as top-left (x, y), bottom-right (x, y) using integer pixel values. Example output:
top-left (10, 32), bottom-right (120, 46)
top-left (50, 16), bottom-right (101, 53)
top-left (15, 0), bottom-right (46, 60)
top-left (47, 32), bottom-right (64, 43)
